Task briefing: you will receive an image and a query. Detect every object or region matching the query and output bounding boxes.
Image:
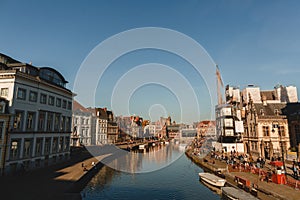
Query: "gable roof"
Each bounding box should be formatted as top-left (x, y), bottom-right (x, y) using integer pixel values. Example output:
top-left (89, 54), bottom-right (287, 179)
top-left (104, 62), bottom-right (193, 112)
top-left (73, 100), bottom-right (90, 113)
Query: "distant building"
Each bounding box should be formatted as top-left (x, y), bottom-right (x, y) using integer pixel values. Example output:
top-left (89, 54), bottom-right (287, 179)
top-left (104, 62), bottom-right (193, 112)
top-left (144, 124), bottom-right (156, 137)
top-left (167, 124), bottom-right (180, 139)
top-left (196, 120), bottom-right (216, 139)
top-left (115, 116), bottom-right (132, 139)
top-left (107, 110), bottom-right (118, 143)
top-left (95, 108), bottom-right (108, 145)
top-left (245, 98), bottom-right (290, 159)
top-left (180, 128), bottom-right (197, 143)
top-left (219, 84), bottom-right (295, 158)
top-left (130, 116), bottom-right (143, 139)
top-left (0, 53), bottom-right (73, 174)
top-left (71, 100), bottom-right (95, 146)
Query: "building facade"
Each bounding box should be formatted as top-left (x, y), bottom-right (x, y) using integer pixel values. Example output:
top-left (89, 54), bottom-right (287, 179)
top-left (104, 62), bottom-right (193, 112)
top-left (0, 98), bottom-right (11, 175)
top-left (196, 120), bottom-right (216, 139)
top-left (0, 53), bottom-right (73, 174)
top-left (222, 84), bottom-right (295, 158)
top-left (71, 100), bottom-right (95, 146)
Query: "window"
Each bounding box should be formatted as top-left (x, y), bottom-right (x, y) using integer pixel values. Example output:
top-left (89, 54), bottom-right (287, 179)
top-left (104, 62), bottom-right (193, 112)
top-left (278, 126), bottom-right (285, 137)
top-left (17, 88), bottom-right (26, 100)
top-left (26, 112), bottom-right (35, 130)
top-left (260, 109), bottom-right (264, 116)
top-left (29, 91), bottom-right (38, 102)
top-left (52, 137), bottom-right (58, 153)
top-left (1, 88), bottom-right (8, 97)
top-left (13, 110), bottom-right (24, 130)
top-left (56, 98), bottom-right (61, 107)
top-left (61, 116), bottom-right (65, 131)
top-left (10, 139), bottom-right (21, 160)
top-left (65, 136), bottom-right (70, 151)
top-left (66, 117), bottom-right (71, 132)
top-left (40, 94), bottom-right (47, 104)
top-left (48, 96), bottom-right (55, 106)
top-left (44, 138), bottom-right (51, 155)
top-left (35, 138), bottom-right (43, 156)
top-left (263, 126), bottom-right (270, 136)
top-left (62, 100), bottom-right (67, 109)
top-left (59, 137), bottom-right (64, 152)
top-left (67, 101), bottom-right (72, 110)
top-left (0, 121), bottom-right (4, 140)
top-left (47, 112), bottom-right (53, 131)
top-left (274, 109), bottom-right (279, 115)
top-left (23, 139), bottom-right (33, 158)
top-left (54, 113), bottom-right (60, 131)
top-left (38, 111), bottom-right (46, 131)
top-left (224, 118), bottom-right (233, 127)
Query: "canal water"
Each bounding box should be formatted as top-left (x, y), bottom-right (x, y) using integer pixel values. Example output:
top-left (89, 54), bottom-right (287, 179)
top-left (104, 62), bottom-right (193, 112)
top-left (81, 143), bottom-right (220, 200)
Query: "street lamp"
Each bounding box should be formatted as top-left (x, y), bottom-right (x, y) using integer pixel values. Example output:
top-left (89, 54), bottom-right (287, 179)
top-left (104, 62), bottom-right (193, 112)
top-left (272, 122), bottom-right (286, 172)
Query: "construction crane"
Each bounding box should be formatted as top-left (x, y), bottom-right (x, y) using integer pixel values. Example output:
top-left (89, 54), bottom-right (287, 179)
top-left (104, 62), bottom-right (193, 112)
top-left (216, 65), bottom-right (224, 105)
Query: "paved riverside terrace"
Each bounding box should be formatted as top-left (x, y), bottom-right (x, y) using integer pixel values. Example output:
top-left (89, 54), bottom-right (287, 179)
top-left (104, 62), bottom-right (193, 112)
top-left (0, 146), bottom-right (121, 200)
top-left (185, 148), bottom-right (300, 200)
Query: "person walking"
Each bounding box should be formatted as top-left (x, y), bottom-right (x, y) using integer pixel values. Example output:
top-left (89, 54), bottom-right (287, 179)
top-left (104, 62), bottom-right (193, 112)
top-left (293, 163), bottom-right (298, 180)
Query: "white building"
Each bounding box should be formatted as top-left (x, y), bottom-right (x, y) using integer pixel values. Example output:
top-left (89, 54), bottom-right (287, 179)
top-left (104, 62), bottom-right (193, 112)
top-left (95, 108), bottom-right (108, 145)
top-left (71, 100), bottom-right (95, 146)
top-left (0, 53), bottom-right (73, 174)
top-left (144, 124), bottom-right (156, 137)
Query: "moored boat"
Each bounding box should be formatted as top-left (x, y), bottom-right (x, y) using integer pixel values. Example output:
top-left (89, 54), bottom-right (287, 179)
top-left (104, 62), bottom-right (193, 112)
top-left (139, 144), bottom-right (145, 149)
top-left (222, 187), bottom-right (259, 200)
top-left (198, 172), bottom-right (226, 187)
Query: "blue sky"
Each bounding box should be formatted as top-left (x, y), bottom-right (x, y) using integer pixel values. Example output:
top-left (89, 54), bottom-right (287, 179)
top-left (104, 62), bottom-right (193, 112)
top-left (1, 0), bottom-right (300, 123)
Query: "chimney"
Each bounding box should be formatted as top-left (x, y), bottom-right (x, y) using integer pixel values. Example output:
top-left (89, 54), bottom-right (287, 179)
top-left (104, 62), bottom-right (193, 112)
top-left (262, 95), bottom-right (267, 106)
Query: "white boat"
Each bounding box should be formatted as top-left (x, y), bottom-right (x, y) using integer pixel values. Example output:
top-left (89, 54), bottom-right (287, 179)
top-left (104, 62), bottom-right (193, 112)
top-left (222, 187), bottom-right (259, 200)
top-left (198, 172), bottom-right (226, 187)
top-left (139, 144), bottom-right (145, 149)
top-left (164, 141), bottom-right (169, 145)
top-left (152, 143), bottom-right (156, 146)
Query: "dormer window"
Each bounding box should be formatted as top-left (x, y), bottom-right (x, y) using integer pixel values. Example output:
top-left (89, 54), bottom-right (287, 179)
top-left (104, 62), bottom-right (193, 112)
top-left (260, 109), bottom-right (264, 116)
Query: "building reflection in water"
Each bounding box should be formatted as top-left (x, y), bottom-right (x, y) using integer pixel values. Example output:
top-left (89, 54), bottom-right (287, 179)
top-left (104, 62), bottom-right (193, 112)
top-left (104, 143), bottom-right (185, 173)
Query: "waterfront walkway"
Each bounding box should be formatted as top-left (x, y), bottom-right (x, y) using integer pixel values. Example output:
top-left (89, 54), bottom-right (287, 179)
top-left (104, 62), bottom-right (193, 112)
top-left (186, 149), bottom-right (300, 200)
top-left (0, 146), bottom-right (115, 200)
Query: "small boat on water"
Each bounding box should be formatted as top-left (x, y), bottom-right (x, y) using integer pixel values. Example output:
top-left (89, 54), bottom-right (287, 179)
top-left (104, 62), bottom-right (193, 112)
top-left (139, 144), bottom-right (145, 149)
top-left (198, 172), bottom-right (226, 187)
top-left (222, 187), bottom-right (259, 200)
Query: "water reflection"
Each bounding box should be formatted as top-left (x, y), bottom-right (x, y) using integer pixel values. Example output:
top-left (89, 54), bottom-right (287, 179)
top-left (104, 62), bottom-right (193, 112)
top-left (82, 144), bottom-right (220, 200)
top-left (107, 143), bottom-right (185, 173)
